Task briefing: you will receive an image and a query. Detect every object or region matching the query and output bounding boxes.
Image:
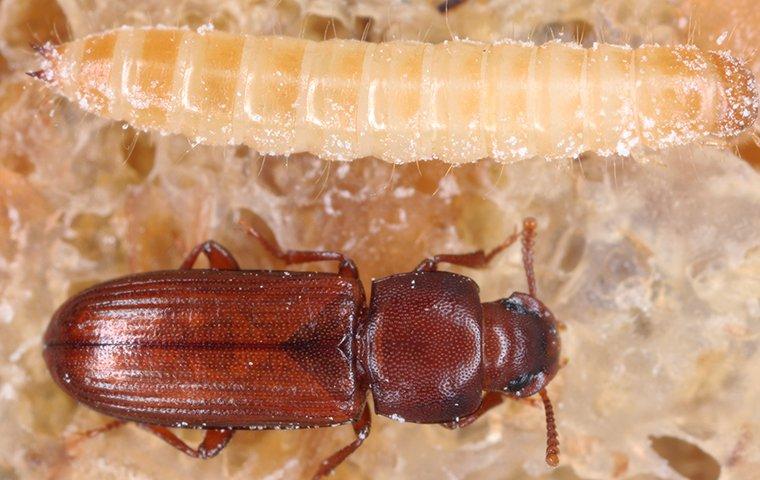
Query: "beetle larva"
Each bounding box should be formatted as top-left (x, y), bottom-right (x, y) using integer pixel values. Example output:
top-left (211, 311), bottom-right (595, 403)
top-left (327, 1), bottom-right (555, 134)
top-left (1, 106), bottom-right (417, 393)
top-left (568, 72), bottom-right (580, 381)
top-left (30, 27), bottom-right (758, 163)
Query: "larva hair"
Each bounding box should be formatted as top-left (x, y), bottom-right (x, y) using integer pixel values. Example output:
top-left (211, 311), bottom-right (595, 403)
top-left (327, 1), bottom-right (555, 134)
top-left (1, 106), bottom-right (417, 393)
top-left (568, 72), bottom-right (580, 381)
top-left (30, 27), bottom-right (758, 164)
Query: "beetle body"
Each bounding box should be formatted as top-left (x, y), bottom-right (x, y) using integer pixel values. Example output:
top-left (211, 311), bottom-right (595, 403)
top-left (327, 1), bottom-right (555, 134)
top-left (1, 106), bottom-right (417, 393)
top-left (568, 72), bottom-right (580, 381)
top-left (44, 219), bottom-right (562, 477)
top-left (45, 270), bottom-right (366, 429)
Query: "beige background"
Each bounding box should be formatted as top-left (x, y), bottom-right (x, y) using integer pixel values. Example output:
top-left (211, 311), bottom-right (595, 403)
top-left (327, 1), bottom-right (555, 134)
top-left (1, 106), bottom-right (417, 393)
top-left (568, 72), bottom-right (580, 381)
top-left (0, 0), bottom-right (758, 479)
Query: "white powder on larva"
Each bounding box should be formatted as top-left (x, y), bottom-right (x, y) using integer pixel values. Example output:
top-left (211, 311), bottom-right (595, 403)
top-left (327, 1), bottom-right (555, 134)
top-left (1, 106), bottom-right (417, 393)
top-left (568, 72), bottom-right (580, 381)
top-left (33, 28), bottom-right (758, 164)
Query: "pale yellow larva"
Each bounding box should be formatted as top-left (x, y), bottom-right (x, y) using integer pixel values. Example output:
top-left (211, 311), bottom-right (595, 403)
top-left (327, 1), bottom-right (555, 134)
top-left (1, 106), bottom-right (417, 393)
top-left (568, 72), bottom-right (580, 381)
top-left (31, 27), bottom-right (758, 163)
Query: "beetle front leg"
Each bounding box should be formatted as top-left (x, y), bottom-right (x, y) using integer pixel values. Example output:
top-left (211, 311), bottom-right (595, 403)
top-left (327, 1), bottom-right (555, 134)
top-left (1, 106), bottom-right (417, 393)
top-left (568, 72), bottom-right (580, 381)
top-left (441, 392), bottom-right (541, 430)
top-left (137, 425), bottom-right (234, 459)
top-left (242, 223), bottom-right (359, 278)
top-left (441, 392), bottom-right (505, 429)
top-left (416, 229), bottom-right (520, 272)
top-left (312, 404), bottom-right (371, 480)
top-left (416, 217), bottom-right (539, 276)
top-left (180, 240), bottom-right (240, 270)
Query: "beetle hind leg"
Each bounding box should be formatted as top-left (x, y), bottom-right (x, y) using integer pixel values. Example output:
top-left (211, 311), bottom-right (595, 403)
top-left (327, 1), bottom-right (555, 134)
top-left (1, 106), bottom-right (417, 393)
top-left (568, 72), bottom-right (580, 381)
top-left (138, 425), bottom-right (234, 459)
top-left (312, 404), bottom-right (371, 480)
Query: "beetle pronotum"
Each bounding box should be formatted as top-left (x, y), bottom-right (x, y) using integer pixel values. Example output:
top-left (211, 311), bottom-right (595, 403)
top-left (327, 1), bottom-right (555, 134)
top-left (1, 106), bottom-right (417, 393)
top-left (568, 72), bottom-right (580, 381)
top-left (30, 27), bottom-right (758, 163)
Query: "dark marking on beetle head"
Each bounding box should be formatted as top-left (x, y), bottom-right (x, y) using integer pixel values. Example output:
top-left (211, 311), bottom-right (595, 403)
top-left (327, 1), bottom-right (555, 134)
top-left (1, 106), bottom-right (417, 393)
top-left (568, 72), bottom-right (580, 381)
top-left (506, 372), bottom-right (533, 393)
top-left (500, 295), bottom-right (530, 316)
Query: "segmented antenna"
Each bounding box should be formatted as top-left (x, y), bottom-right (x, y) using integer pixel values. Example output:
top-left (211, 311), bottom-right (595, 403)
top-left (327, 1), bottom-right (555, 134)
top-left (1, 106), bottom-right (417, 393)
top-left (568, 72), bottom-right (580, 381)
top-left (521, 217), bottom-right (538, 297)
top-left (540, 388), bottom-right (560, 467)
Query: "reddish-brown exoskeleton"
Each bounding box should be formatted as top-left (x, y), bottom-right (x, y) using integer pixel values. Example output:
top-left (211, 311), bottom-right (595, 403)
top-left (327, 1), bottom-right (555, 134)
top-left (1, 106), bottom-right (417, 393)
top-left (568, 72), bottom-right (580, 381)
top-left (44, 218), bottom-right (561, 478)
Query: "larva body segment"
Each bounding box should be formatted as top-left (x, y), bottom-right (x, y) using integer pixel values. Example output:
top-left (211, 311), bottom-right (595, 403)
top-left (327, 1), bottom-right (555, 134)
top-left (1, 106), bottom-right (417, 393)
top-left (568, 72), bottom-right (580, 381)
top-left (36, 27), bottom-right (758, 163)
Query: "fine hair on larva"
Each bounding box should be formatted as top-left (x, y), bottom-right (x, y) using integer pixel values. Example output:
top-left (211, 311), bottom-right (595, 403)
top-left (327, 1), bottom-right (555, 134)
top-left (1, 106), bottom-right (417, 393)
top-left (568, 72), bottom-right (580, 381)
top-left (29, 26), bottom-right (758, 164)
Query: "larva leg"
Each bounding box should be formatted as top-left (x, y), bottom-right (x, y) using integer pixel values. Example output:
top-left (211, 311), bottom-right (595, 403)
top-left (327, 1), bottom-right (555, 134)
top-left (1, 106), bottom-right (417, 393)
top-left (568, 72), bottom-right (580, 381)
top-left (241, 223), bottom-right (359, 279)
top-left (312, 404), bottom-right (371, 480)
top-left (436, 0), bottom-right (467, 13)
top-left (415, 228), bottom-right (520, 272)
top-left (180, 241), bottom-right (240, 270)
top-left (440, 392), bottom-right (504, 429)
top-left (137, 425), bottom-right (234, 459)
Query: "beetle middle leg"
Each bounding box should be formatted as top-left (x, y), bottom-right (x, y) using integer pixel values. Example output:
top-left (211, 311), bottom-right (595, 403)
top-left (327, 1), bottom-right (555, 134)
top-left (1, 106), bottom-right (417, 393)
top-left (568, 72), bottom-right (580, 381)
top-left (242, 223), bottom-right (359, 278)
top-left (440, 393), bottom-right (540, 429)
top-left (312, 403), bottom-right (371, 480)
top-left (441, 392), bottom-right (504, 429)
top-left (137, 425), bottom-right (234, 459)
top-left (180, 240), bottom-right (240, 270)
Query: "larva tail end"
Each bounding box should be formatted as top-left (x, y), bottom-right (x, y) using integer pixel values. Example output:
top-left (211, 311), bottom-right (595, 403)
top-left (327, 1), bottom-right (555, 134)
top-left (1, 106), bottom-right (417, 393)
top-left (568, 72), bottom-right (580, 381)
top-left (30, 41), bottom-right (56, 59)
top-left (708, 51), bottom-right (759, 138)
top-left (30, 42), bottom-right (45, 55)
top-left (28, 41), bottom-right (60, 83)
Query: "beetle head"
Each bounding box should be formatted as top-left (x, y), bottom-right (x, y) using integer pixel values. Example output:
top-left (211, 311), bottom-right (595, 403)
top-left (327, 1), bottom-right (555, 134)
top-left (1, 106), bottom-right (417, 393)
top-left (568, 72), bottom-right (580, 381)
top-left (482, 292), bottom-right (561, 398)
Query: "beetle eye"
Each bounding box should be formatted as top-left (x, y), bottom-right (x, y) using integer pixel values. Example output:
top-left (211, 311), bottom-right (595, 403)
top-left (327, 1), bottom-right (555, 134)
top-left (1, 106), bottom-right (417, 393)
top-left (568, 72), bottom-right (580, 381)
top-left (506, 372), bottom-right (533, 393)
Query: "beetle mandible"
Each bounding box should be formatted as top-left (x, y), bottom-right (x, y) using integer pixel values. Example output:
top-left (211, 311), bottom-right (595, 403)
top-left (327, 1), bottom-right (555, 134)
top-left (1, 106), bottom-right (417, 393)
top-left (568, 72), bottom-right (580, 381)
top-left (44, 217), bottom-right (562, 478)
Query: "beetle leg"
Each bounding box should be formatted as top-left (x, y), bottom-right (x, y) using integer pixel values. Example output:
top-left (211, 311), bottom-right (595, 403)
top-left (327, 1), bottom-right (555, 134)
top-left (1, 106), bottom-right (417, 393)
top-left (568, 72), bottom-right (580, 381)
top-left (440, 392), bottom-right (504, 429)
top-left (65, 419), bottom-right (127, 449)
top-left (312, 404), bottom-right (371, 480)
top-left (136, 425), bottom-right (234, 459)
top-left (242, 223), bottom-right (359, 278)
top-left (416, 217), bottom-right (539, 277)
top-left (180, 240), bottom-right (240, 270)
top-left (415, 228), bottom-right (520, 272)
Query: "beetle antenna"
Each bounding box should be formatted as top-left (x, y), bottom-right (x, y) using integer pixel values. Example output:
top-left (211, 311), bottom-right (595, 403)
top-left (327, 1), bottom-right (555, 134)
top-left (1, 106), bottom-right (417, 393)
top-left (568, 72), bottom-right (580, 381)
top-left (521, 217), bottom-right (538, 297)
top-left (539, 388), bottom-right (559, 467)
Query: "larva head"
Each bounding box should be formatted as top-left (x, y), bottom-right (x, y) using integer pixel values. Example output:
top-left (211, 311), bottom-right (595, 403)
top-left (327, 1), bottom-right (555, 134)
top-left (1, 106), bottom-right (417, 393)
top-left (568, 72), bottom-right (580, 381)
top-left (708, 51), bottom-right (759, 138)
top-left (482, 292), bottom-right (561, 398)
